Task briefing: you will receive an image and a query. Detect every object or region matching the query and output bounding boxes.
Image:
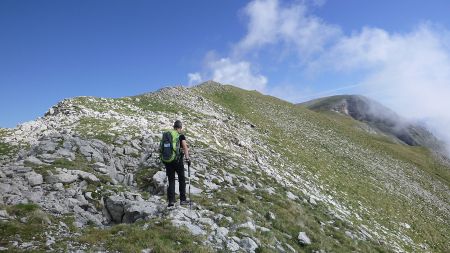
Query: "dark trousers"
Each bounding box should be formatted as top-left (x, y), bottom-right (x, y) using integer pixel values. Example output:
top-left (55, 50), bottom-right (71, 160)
top-left (164, 158), bottom-right (186, 203)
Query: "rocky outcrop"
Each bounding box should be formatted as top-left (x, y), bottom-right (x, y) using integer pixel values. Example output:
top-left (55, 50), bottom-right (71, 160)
top-left (104, 194), bottom-right (162, 223)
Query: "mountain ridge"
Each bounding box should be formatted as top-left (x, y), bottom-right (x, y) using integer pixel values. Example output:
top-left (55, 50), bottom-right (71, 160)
top-left (299, 94), bottom-right (449, 160)
top-left (0, 82), bottom-right (449, 252)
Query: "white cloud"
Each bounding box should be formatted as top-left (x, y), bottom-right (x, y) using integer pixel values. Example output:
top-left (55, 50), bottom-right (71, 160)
top-left (187, 72), bottom-right (203, 85)
top-left (208, 58), bottom-right (268, 91)
top-left (236, 0), bottom-right (340, 59)
top-left (310, 23), bottom-right (450, 152)
top-left (187, 0), bottom-right (450, 153)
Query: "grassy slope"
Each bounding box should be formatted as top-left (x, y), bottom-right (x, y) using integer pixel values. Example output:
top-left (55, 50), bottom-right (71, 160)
top-left (194, 84), bottom-right (450, 252)
top-left (2, 85), bottom-right (449, 252)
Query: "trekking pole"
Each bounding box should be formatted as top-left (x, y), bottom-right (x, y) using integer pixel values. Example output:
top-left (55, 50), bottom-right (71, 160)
top-left (188, 162), bottom-right (192, 210)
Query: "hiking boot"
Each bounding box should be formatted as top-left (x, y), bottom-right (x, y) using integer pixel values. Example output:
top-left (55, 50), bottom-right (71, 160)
top-left (180, 200), bottom-right (190, 206)
top-left (168, 202), bottom-right (175, 207)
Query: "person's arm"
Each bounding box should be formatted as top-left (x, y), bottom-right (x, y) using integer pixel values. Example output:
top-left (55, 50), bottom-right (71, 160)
top-left (181, 140), bottom-right (190, 160)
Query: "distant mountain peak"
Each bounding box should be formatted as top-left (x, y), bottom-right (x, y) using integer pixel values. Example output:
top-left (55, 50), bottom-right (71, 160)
top-left (300, 94), bottom-right (447, 156)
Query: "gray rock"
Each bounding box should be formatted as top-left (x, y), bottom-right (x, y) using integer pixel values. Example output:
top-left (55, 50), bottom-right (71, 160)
top-left (55, 149), bottom-right (75, 160)
top-left (0, 209), bottom-right (10, 220)
top-left (105, 195), bottom-right (125, 223)
top-left (298, 232), bottom-right (311, 245)
top-left (266, 211), bottom-right (276, 220)
top-left (28, 191), bottom-right (44, 202)
top-left (93, 162), bottom-right (106, 168)
top-left (239, 221), bottom-right (256, 231)
top-left (216, 226), bottom-right (229, 240)
top-left (49, 172), bottom-right (79, 184)
top-left (285, 243), bottom-right (296, 252)
top-left (38, 153), bottom-right (59, 163)
top-left (105, 194), bottom-right (161, 223)
top-left (93, 163), bottom-right (108, 174)
top-left (286, 191), bottom-right (298, 200)
top-left (309, 196), bottom-right (317, 205)
top-left (152, 171), bottom-right (167, 194)
top-left (73, 205), bottom-right (103, 227)
top-left (14, 166), bottom-right (32, 173)
top-left (123, 146), bottom-right (139, 156)
top-left (0, 183), bottom-right (12, 193)
top-left (38, 141), bottom-right (58, 153)
top-left (78, 143), bottom-right (104, 162)
top-left (172, 220), bottom-right (206, 236)
top-left (46, 235), bottom-right (55, 247)
top-left (85, 192), bottom-right (94, 200)
top-left (256, 225), bottom-right (271, 232)
top-left (240, 237), bottom-right (258, 252)
top-left (122, 200), bottom-right (160, 223)
top-left (25, 156), bottom-right (45, 165)
top-left (227, 239), bottom-right (241, 252)
top-left (52, 183), bottom-right (64, 191)
top-left (26, 172), bottom-right (43, 186)
top-left (345, 231), bottom-right (355, 239)
top-left (116, 173), bottom-right (125, 183)
top-left (75, 170), bottom-right (100, 182)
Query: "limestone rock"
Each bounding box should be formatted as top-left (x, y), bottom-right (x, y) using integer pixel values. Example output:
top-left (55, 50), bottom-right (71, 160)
top-left (26, 172), bottom-right (43, 186)
top-left (25, 156), bottom-right (45, 165)
top-left (298, 232), bottom-right (311, 245)
top-left (240, 237), bottom-right (258, 252)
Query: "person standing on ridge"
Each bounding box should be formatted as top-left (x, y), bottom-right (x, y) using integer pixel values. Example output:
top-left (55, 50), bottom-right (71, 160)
top-left (160, 120), bottom-right (191, 207)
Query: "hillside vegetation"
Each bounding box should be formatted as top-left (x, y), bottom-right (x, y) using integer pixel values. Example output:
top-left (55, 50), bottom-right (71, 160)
top-left (0, 81), bottom-right (448, 252)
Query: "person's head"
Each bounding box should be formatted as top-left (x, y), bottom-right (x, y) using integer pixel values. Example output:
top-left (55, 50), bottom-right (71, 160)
top-left (173, 120), bottom-right (183, 132)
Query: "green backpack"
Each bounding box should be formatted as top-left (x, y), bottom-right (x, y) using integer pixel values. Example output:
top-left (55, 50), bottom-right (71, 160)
top-left (159, 130), bottom-right (181, 163)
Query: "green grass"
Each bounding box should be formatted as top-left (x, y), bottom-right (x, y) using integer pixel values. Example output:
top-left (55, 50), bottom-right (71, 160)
top-left (135, 166), bottom-right (160, 191)
top-left (129, 95), bottom-right (184, 114)
top-left (78, 219), bottom-right (213, 253)
top-left (0, 129), bottom-right (18, 157)
top-left (0, 142), bottom-right (13, 156)
top-left (0, 204), bottom-right (49, 250)
top-left (195, 84), bottom-right (449, 252)
top-left (75, 117), bottom-right (119, 144)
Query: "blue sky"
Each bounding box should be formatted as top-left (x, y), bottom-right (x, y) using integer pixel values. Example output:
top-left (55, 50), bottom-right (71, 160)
top-left (1, 0), bottom-right (450, 129)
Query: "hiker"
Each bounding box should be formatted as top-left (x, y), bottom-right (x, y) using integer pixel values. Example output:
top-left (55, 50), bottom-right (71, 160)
top-left (160, 120), bottom-right (191, 207)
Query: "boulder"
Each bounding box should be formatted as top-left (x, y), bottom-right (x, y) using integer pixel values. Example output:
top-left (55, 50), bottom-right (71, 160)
top-left (78, 144), bottom-right (104, 162)
top-left (105, 194), bottom-right (162, 223)
top-left (24, 156), bottom-right (45, 165)
top-left (26, 172), bottom-right (43, 186)
top-left (38, 141), bottom-right (58, 153)
top-left (239, 221), bottom-right (256, 231)
top-left (104, 195), bottom-right (125, 223)
top-left (0, 183), bottom-right (12, 193)
top-left (226, 239), bottom-right (240, 252)
top-left (265, 211), bottom-right (276, 220)
top-left (75, 170), bottom-right (100, 183)
top-left (55, 149), bottom-right (76, 160)
top-left (46, 171), bottom-right (78, 184)
top-left (0, 209), bottom-right (11, 220)
top-left (298, 232), bottom-right (311, 245)
top-left (286, 191), bottom-right (298, 200)
top-left (123, 146), bottom-right (139, 156)
top-left (240, 237), bottom-right (258, 252)
top-left (122, 201), bottom-right (160, 223)
top-left (152, 171), bottom-right (167, 194)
